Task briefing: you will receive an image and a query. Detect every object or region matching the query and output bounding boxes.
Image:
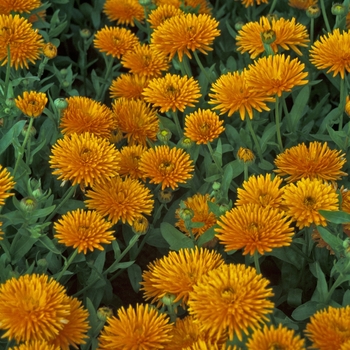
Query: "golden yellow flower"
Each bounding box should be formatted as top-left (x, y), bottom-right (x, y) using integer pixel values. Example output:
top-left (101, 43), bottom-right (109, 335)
top-left (245, 54), bottom-right (308, 97)
top-left (141, 247), bottom-right (225, 306)
top-left (109, 129), bottom-right (124, 144)
top-left (112, 98), bottom-right (159, 146)
top-left (139, 145), bottom-right (194, 190)
top-left (147, 4), bottom-right (184, 29)
top-left (150, 13), bottom-right (220, 61)
top-left (184, 109), bottom-right (224, 144)
top-left (289, 0), bottom-right (318, 9)
top-left (9, 340), bottom-right (59, 350)
top-left (0, 14), bottom-right (44, 69)
top-left (242, 0), bottom-right (268, 7)
top-left (15, 91), bottom-right (47, 118)
top-left (119, 145), bottom-right (147, 180)
top-left (0, 0), bottom-right (41, 14)
top-left (60, 96), bottom-right (117, 139)
top-left (305, 305), bottom-right (350, 350)
top-left (93, 26), bottom-right (139, 59)
top-left (188, 263), bottom-right (274, 341)
top-left (42, 42), bottom-right (57, 59)
top-left (208, 70), bottom-right (274, 120)
top-left (49, 132), bottom-right (121, 188)
top-left (310, 29), bottom-right (350, 79)
top-left (175, 193), bottom-right (217, 238)
top-left (184, 342), bottom-right (239, 350)
top-left (103, 0), bottom-right (144, 26)
top-left (0, 221), bottom-right (3, 240)
top-left (246, 324), bottom-right (305, 350)
top-left (98, 304), bottom-right (173, 350)
top-left (110, 73), bottom-right (149, 100)
top-left (85, 176), bottom-right (154, 225)
top-left (237, 147), bottom-right (255, 163)
top-left (282, 178), bottom-right (339, 229)
top-left (346, 96), bottom-right (350, 117)
top-left (0, 274), bottom-right (71, 343)
top-left (0, 165), bottom-right (15, 206)
top-left (340, 187), bottom-right (350, 233)
top-left (236, 16), bottom-right (309, 59)
top-left (153, 0), bottom-right (212, 14)
top-left (143, 73), bottom-right (201, 112)
top-left (54, 209), bottom-right (115, 254)
top-left (235, 174), bottom-right (284, 209)
top-left (131, 215), bottom-right (149, 235)
top-left (274, 141), bottom-right (347, 182)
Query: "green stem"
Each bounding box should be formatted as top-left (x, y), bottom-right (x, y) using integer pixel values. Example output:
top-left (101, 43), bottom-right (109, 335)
top-left (243, 163), bottom-right (249, 181)
top-left (253, 251), bottom-right (261, 274)
top-left (171, 110), bottom-right (183, 138)
top-left (55, 248), bottom-right (79, 282)
top-left (179, 55), bottom-right (192, 77)
top-left (275, 95), bottom-right (283, 152)
top-left (325, 274), bottom-right (349, 303)
top-left (269, 0), bottom-right (278, 13)
top-left (143, 6), bottom-right (151, 43)
top-left (319, 0), bottom-right (332, 32)
top-left (37, 57), bottom-right (49, 80)
top-left (152, 202), bottom-right (165, 225)
top-left (310, 18), bottom-right (315, 44)
top-left (207, 142), bottom-right (222, 173)
top-left (339, 76), bottom-right (346, 131)
top-left (245, 116), bottom-right (263, 160)
top-left (96, 55), bottom-right (116, 102)
top-left (193, 51), bottom-right (211, 82)
top-left (3, 45), bottom-right (11, 100)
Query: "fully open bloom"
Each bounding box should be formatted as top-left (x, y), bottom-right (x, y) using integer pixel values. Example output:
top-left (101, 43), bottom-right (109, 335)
top-left (147, 4), bottom-right (184, 29)
top-left (282, 178), bottom-right (339, 228)
top-left (15, 91), bottom-right (47, 118)
top-left (139, 145), bottom-right (194, 190)
top-left (208, 70), bottom-right (274, 120)
top-left (0, 0), bottom-right (41, 14)
top-left (85, 176), bottom-right (154, 225)
top-left (188, 263), bottom-right (274, 341)
top-left (103, 0), bottom-right (144, 26)
top-left (119, 145), bottom-right (147, 179)
top-left (288, 0), bottom-right (318, 9)
top-left (98, 304), bottom-right (173, 349)
top-left (0, 165), bottom-right (15, 206)
top-left (154, 0), bottom-right (212, 14)
top-left (274, 141), bottom-right (347, 182)
top-left (242, 0), bottom-right (268, 7)
top-left (151, 13), bottom-right (220, 61)
top-left (143, 73), bottom-right (201, 112)
top-left (141, 248), bottom-right (224, 306)
top-left (9, 341), bottom-right (59, 350)
top-left (0, 14), bottom-right (44, 69)
top-left (110, 73), bottom-right (149, 100)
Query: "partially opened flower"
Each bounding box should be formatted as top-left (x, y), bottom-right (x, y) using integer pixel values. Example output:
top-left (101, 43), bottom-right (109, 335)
top-left (103, 0), bottom-right (144, 26)
top-left (9, 341), bottom-right (59, 350)
top-left (110, 73), bottom-right (149, 100)
top-left (151, 13), bottom-right (220, 61)
top-left (119, 145), bottom-right (147, 179)
top-left (141, 247), bottom-right (224, 306)
top-left (288, 0), bottom-right (317, 9)
top-left (139, 145), bottom-right (194, 190)
top-left (98, 304), bottom-right (173, 350)
top-left (0, 14), bottom-right (44, 69)
top-left (154, 0), bottom-right (212, 14)
top-left (0, 165), bottom-right (15, 206)
top-left (274, 141), bottom-right (347, 182)
top-left (188, 264), bottom-right (274, 341)
top-left (147, 4), bottom-right (184, 29)
top-left (54, 209), bottom-right (115, 254)
top-left (15, 91), bottom-right (47, 118)
top-left (0, 0), bottom-right (41, 14)
top-left (242, 0), bottom-right (268, 7)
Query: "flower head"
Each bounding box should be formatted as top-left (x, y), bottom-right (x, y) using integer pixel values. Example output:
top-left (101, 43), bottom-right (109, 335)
top-left (188, 263), bottom-right (274, 341)
top-left (0, 14), bottom-right (44, 69)
top-left (119, 145), bottom-right (147, 179)
top-left (147, 4), bottom-right (184, 29)
top-left (54, 209), bottom-right (115, 254)
top-left (208, 70), bottom-right (274, 119)
top-left (154, 0), bottom-right (212, 14)
top-left (85, 176), bottom-right (154, 225)
top-left (93, 26), bottom-right (139, 59)
top-left (0, 0), bottom-right (41, 14)
top-left (143, 73), bottom-right (201, 112)
top-left (42, 42), bottom-right (57, 59)
top-left (246, 324), bottom-right (305, 350)
top-left (245, 54), bottom-right (308, 97)
top-left (9, 341), bottom-right (59, 350)
top-left (310, 28), bottom-right (350, 79)
top-left (274, 141), bottom-right (347, 182)
top-left (237, 147), bottom-right (255, 163)
top-left (289, 0), bottom-right (318, 9)
top-left (282, 178), bottom-right (339, 229)
top-left (346, 96), bottom-right (350, 117)
top-left (150, 13), bottom-right (220, 61)
top-left (49, 132), bottom-right (121, 188)
top-left (184, 109), bottom-right (224, 144)
top-left (139, 145), bottom-right (194, 190)
top-left (15, 91), bottom-right (47, 118)
top-left (98, 304), bottom-right (173, 350)
top-left (0, 165), bottom-right (15, 206)
top-left (242, 0), bottom-right (268, 7)
top-left (110, 73), bottom-right (149, 100)
top-left (141, 247), bottom-right (225, 306)
top-left (103, 0), bottom-right (144, 26)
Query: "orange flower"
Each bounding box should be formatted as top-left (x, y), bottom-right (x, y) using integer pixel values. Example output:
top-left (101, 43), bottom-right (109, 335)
top-left (42, 42), bottom-right (57, 59)
top-left (241, 0), bottom-right (269, 7)
top-left (0, 0), bottom-right (41, 14)
top-left (15, 91), bottom-right (47, 118)
top-left (147, 4), bottom-right (184, 29)
top-left (103, 0), bottom-right (144, 26)
top-left (109, 73), bottom-right (149, 100)
top-left (154, 0), bottom-right (212, 14)
top-left (119, 145), bottom-right (147, 179)
top-left (8, 341), bottom-right (59, 350)
top-left (0, 165), bottom-right (15, 206)
top-left (289, 0), bottom-right (318, 9)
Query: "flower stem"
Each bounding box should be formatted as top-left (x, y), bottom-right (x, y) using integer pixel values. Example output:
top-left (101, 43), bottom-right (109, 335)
top-left (269, 0), bottom-right (278, 13)
top-left (96, 55), bottom-right (117, 102)
top-left (3, 45), bottom-right (11, 100)
top-left (275, 95), bottom-right (284, 152)
top-left (245, 116), bottom-right (263, 160)
top-left (55, 248), bottom-right (79, 282)
top-left (253, 251), bottom-right (261, 274)
top-left (243, 163), bottom-right (249, 181)
top-left (171, 110), bottom-right (183, 138)
top-left (179, 55), bottom-right (192, 77)
top-left (310, 17), bottom-right (315, 44)
top-left (339, 76), bottom-right (346, 131)
top-left (207, 142), bottom-right (222, 173)
top-left (193, 51), bottom-right (212, 82)
top-left (319, 0), bottom-right (332, 32)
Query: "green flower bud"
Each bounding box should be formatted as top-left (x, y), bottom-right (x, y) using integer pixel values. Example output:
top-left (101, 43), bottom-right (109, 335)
top-left (179, 136), bottom-right (194, 150)
top-left (306, 5), bottom-right (321, 18)
top-left (235, 21), bottom-right (245, 31)
top-left (97, 307), bottom-right (113, 322)
top-left (22, 124), bottom-right (37, 137)
top-left (161, 293), bottom-right (176, 306)
top-left (54, 98), bottom-right (68, 110)
top-left (158, 189), bottom-right (174, 203)
top-left (332, 3), bottom-right (346, 15)
top-left (80, 28), bottom-right (91, 38)
top-left (60, 68), bottom-right (68, 76)
top-left (261, 29), bottom-right (276, 45)
top-left (212, 182), bottom-right (221, 191)
top-left (62, 80), bottom-right (70, 88)
top-left (157, 128), bottom-right (172, 143)
top-left (20, 197), bottom-right (37, 212)
top-left (178, 207), bottom-right (194, 221)
top-left (5, 98), bottom-right (15, 108)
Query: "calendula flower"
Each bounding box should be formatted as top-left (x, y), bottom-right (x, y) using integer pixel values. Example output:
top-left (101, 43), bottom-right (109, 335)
top-left (310, 29), bottom-right (350, 79)
top-left (42, 42), bottom-right (57, 59)
top-left (49, 132), bottom-right (121, 188)
top-left (139, 145), bottom-right (194, 190)
top-left (184, 342), bottom-right (239, 350)
top-left (131, 215), bottom-right (149, 235)
top-left (274, 141), bottom-right (347, 182)
top-left (15, 91), bottom-right (47, 118)
top-left (151, 13), bottom-right (220, 61)
top-left (237, 147), bottom-right (255, 163)
top-left (236, 174), bottom-right (284, 209)
top-left (143, 73), bottom-right (201, 112)
top-left (340, 187), bottom-right (350, 234)
top-left (0, 165), bottom-right (15, 206)
top-left (0, 14), bottom-right (44, 69)
top-left (0, 0), bottom-right (41, 14)
top-left (208, 70), bottom-right (274, 120)
top-left (60, 96), bottom-right (117, 139)
top-left (216, 204), bottom-right (294, 255)
top-left (282, 178), bottom-right (339, 229)
top-left (154, 0), bottom-right (212, 14)
top-left (119, 145), bottom-right (147, 179)
top-left (305, 305), bottom-right (350, 350)
top-left (141, 247), bottom-right (225, 306)
top-left (147, 4), bottom-right (184, 29)
top-left (110, 73), bottom-right (149, 100)
top-left (85, 176), bottom-right (154, 225)
top-left (246, 324), bottom-right (305, 350)
top-left (245, 54), bottom-right (308, 97)
top-left (345, 96), bottom-right (350, 117)
top-left (0, 274), bottom-right (71, 343)
top-left (184, 109), bottom-right (224, 144)
top-left (48, 296), bottom-right (90, 350)
top-left (289, 0), bottom-right (318, 10)
top-left (109, 129), bottom-right (123, 144)
top-left (54, 209), bottom-right (115, 254)
top-left (236, 16), bottom-right (309, 59)
top-left (242, 0), bottom-right (268, 7)
top-left (112, 98), bottom-right (159, 146)
top-left (98, 304), bottom-right (173, 350)
top-left (9, 340), bottom-right (59, 350)
top-left (94, 26), bottom-right (139, 59)
top-left (103, 0), bottom-right (144, 26)
top-left (188, 263), bottom-right (274, 341)
top-left (175, 193), bottom-right (217, 238)
top-left (0, 221), bottom-right (4, 240)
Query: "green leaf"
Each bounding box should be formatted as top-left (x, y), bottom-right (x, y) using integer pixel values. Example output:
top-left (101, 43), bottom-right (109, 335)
top-left (310, 262), bottom-right (328, 302)
top-left (108, 260), bottom-right (135, 274)
top-left (260, 123), bottom-right (277, 153)
top-left (318, 210), bottom-right (350, 224)
top-left (326, 125), bottom-right (346, 150)
top-left (37, 236), bottom-right (61, 254)
top-left (291, 301), bottom-right (324, 321)
top-left (146, 228), bottom-right (169, 248)
top-left (197, 226), bottom-right (217, 247)
top-left (288, 85), bottom-right (310, 132)
top-left (221, 162), bottom-right (234, 199)
top-left (258, 160), bottom-right (274, 171)
top-left (0, 120), bottom-right (26, 155)
top-left (160, 222), bottom-right (194, 251)
top-left (10, 234), bottom-right (38, 263)
top-left (127, 264), bottom-right (142, 292)
top-left (287, 288), bottom-right (303, 308)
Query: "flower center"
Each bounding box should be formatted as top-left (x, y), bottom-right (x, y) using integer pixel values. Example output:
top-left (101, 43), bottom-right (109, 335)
top-left (159, 161), bottom-right (174, 173)
top-left (304, 196), bottom-right (316, 208)
top-left (267, 344), bottom-right (285, 350)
